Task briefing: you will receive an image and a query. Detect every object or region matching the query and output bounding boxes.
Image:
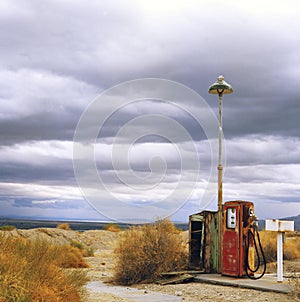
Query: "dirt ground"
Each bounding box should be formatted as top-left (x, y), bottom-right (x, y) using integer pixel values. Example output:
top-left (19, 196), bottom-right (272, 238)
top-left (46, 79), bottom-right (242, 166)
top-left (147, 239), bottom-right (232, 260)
top-left (8, 228), bottom-right (299, 301)
top-left (83, 231), bottom-right (300, 302)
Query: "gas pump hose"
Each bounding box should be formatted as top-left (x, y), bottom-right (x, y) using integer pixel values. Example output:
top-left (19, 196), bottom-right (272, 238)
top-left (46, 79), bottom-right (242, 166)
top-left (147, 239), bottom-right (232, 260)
top-left (245, 225), bottom-right (267, 280)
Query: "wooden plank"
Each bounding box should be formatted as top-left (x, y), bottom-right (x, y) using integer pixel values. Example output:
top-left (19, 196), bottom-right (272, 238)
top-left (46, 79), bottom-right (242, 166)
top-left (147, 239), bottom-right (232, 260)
top-left (191, 230), bottom-right (203, 233)
top-left (204, 211), bottom-right (218, 273)
top-left (161, 270), bottom-right (204, 276)
top-left (156, 274), bottom-right (194, 285)
top-left (189, 213), bottom-right (205, 222)
top-left (200, 217), bottom-right (205, 270)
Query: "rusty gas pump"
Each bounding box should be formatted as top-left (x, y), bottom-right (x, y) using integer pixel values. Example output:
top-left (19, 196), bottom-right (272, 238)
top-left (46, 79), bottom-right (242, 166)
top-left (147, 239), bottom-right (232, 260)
top-left (222, 200), bottom-right (266, 279)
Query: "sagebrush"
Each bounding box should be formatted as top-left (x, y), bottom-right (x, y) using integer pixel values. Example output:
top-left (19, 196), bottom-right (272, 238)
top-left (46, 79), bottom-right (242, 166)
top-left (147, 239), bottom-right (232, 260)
top-left (114, 219), bottom-right (188, 285)
top-left (0, 234), bottom-right (88, 302)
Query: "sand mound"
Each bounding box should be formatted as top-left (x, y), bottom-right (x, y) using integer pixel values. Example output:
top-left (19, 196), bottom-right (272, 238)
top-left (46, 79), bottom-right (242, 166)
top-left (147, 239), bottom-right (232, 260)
top-left (4, 228), bottom-right (121, 250)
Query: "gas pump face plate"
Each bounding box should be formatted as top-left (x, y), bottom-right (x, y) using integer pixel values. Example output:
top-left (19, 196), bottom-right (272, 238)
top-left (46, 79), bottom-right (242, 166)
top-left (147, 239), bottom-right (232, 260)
top-left (226, 208), bottom-right (237, 229)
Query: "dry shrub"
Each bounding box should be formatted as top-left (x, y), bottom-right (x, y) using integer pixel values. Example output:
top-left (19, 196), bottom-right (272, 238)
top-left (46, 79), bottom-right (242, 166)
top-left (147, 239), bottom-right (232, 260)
top-left (259, 230), bottom-right (300, 262)
top-left (114, 219), bottom-right (188, 285)
top-left (104, 223), bottom-right (121, 232)
top-left (56, 223), bottom-right (72, 230)
top-left (70, 240), bottom-right (94, 257)
top-left (57, 245), bottom-right (89, 268)
top-left (0, 234), bottom-right (87, 302)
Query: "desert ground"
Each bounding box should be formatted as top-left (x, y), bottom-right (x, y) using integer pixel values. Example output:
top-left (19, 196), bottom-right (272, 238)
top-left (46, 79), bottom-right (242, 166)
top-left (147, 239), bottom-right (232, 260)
top-left (7, 228), bottom-right (300, 302)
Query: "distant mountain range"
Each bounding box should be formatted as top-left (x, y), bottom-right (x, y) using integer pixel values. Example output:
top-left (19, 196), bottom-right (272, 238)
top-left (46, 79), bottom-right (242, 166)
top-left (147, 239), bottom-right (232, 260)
top-left (0, 214), bottom-right (299, 231)
top-left (0, 217), bottom-right (190, 232)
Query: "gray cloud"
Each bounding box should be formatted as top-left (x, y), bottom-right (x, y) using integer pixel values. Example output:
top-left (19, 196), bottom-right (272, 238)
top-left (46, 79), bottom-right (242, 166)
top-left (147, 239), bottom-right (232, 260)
top-left (0, 0), bottom-right (299, 221)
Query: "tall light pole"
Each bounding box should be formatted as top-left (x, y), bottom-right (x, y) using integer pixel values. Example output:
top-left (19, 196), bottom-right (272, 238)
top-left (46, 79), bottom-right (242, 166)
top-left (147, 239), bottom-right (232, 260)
top-left (208, 75), bottom-right (233, 273)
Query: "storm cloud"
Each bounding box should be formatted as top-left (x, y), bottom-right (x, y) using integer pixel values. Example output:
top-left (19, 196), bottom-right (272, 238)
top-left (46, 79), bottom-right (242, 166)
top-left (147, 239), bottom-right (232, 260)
top-left (0, 0), bottom-right (299, 222)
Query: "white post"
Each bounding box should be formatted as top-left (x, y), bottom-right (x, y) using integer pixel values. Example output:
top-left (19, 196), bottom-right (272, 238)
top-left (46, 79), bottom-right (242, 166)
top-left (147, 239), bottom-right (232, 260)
top-left (266, 220), bottom-right (294, 283)
top-left (277, 232), bottom-right (283, 282)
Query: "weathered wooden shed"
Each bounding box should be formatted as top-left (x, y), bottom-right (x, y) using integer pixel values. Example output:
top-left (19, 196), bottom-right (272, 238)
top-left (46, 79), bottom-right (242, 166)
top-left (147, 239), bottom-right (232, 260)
top-left (189, 211), bottom-right (218, 273)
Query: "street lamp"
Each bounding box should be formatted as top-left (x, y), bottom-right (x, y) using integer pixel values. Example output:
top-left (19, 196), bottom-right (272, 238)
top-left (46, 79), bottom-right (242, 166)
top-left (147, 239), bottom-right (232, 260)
top-left (208, 75), bottom-right (233, 273)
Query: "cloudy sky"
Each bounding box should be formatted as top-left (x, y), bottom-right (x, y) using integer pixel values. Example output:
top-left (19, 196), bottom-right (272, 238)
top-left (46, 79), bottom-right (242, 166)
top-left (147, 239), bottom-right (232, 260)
top-left (0, 0), bottom-right (299, 223)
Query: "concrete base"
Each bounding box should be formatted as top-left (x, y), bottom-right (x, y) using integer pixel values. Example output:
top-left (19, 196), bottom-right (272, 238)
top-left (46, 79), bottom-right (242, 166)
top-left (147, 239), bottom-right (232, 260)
top-left (194, 274), bottom-right (292, 294)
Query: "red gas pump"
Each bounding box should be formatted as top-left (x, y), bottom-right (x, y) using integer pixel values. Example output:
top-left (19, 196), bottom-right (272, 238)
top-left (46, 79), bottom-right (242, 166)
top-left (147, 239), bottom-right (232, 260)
top-left (222, 200), bottom-right (266, 279)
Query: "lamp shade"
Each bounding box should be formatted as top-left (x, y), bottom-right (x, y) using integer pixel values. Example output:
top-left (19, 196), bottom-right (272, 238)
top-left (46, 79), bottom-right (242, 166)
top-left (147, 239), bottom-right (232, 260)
top-left (208, 75), bottom-right (233, 95)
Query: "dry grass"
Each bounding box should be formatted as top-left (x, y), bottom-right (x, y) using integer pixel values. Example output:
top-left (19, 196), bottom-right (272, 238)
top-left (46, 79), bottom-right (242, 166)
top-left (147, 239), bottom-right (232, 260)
top-left (259, 230), bottom-right (300, 262)
top-left (113, 219), bottom-right (188, 285)
top-left (284, 236), bottom-right (300, 260)
top-left (0, 234), bottom-right (88, 302)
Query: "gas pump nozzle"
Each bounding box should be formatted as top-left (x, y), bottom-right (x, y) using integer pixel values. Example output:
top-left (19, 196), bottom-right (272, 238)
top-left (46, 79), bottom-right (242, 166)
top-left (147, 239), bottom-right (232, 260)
top-left (249, 208), bottom-right (258, 225)
top-left (245, 208), bottom-right (266, 280)
top-left (249, 209), bottom-right (259, 231)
